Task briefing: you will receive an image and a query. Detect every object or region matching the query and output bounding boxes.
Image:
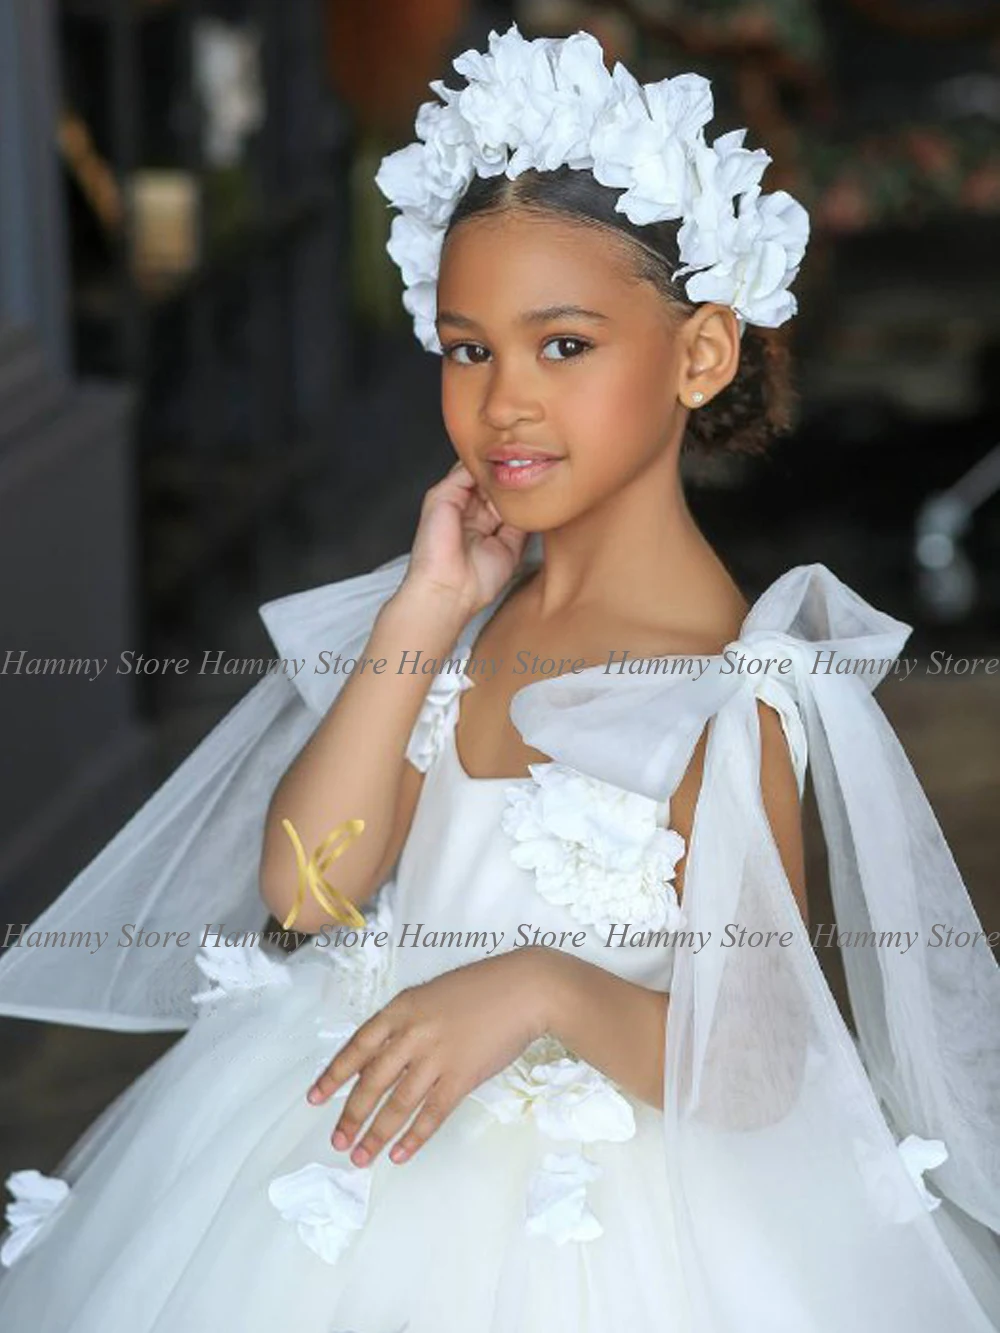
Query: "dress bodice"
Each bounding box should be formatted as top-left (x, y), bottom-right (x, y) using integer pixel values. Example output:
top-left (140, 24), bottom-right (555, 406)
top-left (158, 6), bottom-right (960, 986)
top-left (391, 654), bottom-right (686, 995)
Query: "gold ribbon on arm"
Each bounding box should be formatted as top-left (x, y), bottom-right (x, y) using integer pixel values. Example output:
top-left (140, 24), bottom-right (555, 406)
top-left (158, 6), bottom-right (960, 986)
top-left (279, 818), bottom-right (367, 931)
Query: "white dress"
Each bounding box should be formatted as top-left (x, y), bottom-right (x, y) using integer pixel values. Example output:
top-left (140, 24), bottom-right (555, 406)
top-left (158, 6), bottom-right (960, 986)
top-left (0, 649), bottom-right (697, 1333)
top-left (1, 546), bottom-right (999, 1332)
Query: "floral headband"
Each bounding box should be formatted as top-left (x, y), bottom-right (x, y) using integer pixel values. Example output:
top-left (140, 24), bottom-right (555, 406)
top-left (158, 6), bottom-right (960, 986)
top-left (374, 23), bottom-right (810, 354)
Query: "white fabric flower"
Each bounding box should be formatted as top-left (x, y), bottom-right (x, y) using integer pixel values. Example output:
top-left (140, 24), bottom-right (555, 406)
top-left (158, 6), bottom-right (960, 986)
top-left (306, 883), bottom-right (395, 1021)
top-left (645, 73), bottom-right (715, 147)
top-left (267, 1161), bottom-right (372, 1265)
top-left (897, 1134), bottom-right (948, 1212)
top-left (500, 763), bottom-right (686, 933)
top-left (609, 134), bottom-right (690, 228)
top-left (850, 1132), bottom-right (949, 1224)
top-left (404, 645), bottom-right (474, 774)
top-left (470, 1034), bottom-right (635, 1144)
top-left (375, 23), bottom-right (809, 349)
top-left (525, 1151), bottom-right (603, 1244)
top-left (556, 32), bottom-right (616, 99)
top-left (599, 72), bottom-right (714, 227)
top-left (377, 112), bottom-right (475, 226)
top-left (401, 281), bottom-right (440, 352)
top-left (675, 131), bottom-right (773, 270)
top-left (677, 171), bottom-right (809, 329)
top-left (191, 942), bottom-right (292, 1009)
top-left (1, 1169), bottom-right (71, 1268)
top-left (387, 213), bottom-right (444, 289)
top-left (589, 63), bottom-right (657, 189)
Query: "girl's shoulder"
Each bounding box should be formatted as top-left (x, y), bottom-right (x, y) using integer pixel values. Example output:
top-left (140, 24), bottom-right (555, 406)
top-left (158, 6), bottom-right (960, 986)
top-left (257, 550), bottom-right (912, 809)
top-left (499, 560), bottom-right (914, 807)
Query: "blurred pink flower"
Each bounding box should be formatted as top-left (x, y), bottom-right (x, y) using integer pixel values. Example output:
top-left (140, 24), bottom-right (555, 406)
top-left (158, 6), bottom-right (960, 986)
top-left (817, 175), bottom-right (871, 232)
top-left (904, 129), bottom-right (958, 179)
top-left (962, 160), bottom-right (1000, 211)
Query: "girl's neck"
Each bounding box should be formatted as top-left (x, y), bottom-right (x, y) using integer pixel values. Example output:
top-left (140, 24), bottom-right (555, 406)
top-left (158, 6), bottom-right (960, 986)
top-left (522, 459), bottom-right (748, 641)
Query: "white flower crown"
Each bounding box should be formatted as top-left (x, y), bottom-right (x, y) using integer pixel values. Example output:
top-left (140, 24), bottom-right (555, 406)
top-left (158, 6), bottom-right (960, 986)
top-left (374, 22), bottom-right (810, 354)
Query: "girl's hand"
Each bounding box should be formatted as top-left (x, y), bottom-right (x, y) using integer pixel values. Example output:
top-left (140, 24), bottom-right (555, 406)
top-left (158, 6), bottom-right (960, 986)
top-left (306, 949), bottom-right (547, 1168)
top-left (403, 461), bottom-right (529, 620)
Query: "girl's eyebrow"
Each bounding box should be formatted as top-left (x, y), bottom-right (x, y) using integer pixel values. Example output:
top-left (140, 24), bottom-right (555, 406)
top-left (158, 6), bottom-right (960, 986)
top-left (520, 304), bottom-right (610, 325)
top-left (436, 304), bottom-right (610, 331)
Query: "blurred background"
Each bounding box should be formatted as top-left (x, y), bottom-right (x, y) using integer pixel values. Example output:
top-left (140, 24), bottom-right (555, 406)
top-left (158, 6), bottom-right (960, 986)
top-left (1, 0), bottom-right (999, 1185)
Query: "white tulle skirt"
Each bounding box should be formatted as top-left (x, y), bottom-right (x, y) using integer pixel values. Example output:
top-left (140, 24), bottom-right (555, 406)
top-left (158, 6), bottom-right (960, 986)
top-left (0, 946), bottom-right (694, 1333)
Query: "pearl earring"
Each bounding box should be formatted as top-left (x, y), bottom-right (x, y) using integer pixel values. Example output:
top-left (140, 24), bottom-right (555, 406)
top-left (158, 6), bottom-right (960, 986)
top-left (691, 391), bottom-right (705, 405)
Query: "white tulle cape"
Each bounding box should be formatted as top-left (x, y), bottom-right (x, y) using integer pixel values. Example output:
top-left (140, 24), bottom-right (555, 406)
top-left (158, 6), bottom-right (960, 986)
top-left (0, 542), bottom-right (998, 1331)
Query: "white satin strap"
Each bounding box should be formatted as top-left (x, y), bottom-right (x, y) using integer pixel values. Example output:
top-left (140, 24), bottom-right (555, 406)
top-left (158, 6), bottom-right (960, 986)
top-left (509, 564), bottom-right (909, 802)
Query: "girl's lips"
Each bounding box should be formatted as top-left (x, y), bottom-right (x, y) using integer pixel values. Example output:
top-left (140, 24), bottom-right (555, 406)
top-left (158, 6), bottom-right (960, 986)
top-left (488, 457), bottom-right (562, 489)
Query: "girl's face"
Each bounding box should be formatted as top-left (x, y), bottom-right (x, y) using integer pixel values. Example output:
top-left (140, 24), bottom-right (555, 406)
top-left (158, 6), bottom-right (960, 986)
top-left (436, 208), bottom-right (692, 528)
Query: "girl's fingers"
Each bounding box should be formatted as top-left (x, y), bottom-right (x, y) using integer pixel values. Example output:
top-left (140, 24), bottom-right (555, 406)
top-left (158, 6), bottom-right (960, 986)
top-left (427, 463), bottom-right (486, 531)
top-left (435, 460), bottom-right (502, 528)
top-left (421, 461), bottom-right (472, 509)
top-left (348, 1064), bottom-right (440, 1167)
top-left (384, 1081), bottom-right (459, 1164)
top-left (443, 460), bottom-right (473, 486)
top-left (464, 492), bottom-right (500, 540)
top-left (307, 1013), bottom-right (392, 1105)
top-left (329, 1040), bottom-right (411, 1155)
top-left (413, 458), bottom-right (528, 596)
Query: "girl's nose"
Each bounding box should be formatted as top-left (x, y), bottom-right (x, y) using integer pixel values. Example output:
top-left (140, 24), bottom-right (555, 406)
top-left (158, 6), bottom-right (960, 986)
top-left (480, 359), bottom-right (544, 431)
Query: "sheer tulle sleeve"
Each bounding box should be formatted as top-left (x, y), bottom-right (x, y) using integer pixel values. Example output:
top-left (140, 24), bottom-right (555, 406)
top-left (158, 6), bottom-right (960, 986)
top-left (0, 540), bottom-right (543, 1033)
top-left (0, 552), bottom-right (413, 1032)
top-left (511, 563), bottom-right (1000, 1331)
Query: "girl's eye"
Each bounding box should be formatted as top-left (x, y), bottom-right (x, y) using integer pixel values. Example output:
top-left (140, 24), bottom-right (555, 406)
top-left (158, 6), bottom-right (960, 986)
top-left (443, 337), bottom-right (592, 365)
top-left (444, 343), bottom-right (489, 366)
top-left (541, 336), bottom-right (591, 361)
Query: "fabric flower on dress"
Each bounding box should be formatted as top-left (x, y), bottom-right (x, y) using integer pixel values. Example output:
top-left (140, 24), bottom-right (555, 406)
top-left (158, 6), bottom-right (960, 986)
top-left (1, 1169), bottom-right (71, 1268)
top-left (525, 1151), bottom-right (604, 1244)
top-left (404, 645), bottom-right (475, 774)
top-left (470, 1034), bottom-right (635, 1144)
top-left (191, 941), bottom-right (292, 1009)
top-left (850, 1132), bottom-right (949, 1224)
top-left (305, 883), bottom-right (396, 1021)
top-left (500, 764), bottom-right (686, 933)
top-left (470, 1035), bottom-right (630, 1244)
top-left (897, 1134), bottom-right (949, 1212)
top-left (267, 1161), bottom-right (373, 1265)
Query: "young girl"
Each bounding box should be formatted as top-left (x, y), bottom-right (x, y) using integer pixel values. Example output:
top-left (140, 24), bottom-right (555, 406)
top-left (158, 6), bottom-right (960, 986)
top-left (1, 23), bottom-right (999, 1333)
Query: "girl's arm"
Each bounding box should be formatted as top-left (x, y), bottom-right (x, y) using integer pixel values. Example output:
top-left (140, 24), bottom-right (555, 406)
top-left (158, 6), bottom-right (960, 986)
top-left (261, 460), bottom-right (528, 937)
top-left (310, 707), bottom-right (807, 1165)
top-left (259, 583), bottom-right (468, 935)
top-left (528, 699), bottom-right (808, 1110)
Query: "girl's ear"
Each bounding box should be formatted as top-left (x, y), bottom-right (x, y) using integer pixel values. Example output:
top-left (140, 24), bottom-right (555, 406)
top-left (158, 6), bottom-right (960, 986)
top-left (676, 304), bottom-right (741, 410)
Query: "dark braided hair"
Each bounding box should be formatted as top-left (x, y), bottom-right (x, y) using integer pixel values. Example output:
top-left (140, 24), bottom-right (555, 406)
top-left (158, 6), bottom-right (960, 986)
top-left (443, 164), bottom-right (796, 458)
